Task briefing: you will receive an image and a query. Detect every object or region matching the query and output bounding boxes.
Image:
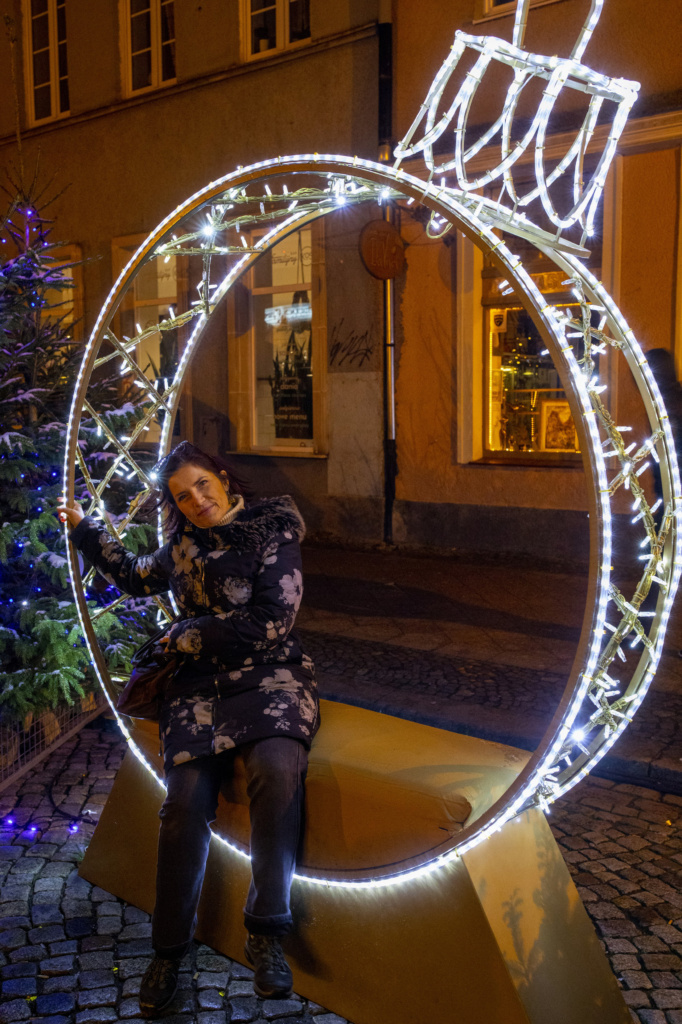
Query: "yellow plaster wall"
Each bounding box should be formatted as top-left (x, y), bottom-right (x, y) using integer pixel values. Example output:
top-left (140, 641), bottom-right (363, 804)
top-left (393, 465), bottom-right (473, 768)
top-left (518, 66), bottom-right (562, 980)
top-left (394, 215), bottom-right (457, 502)
top-left (619, 149), bottom-right (678, 356)
top-left (605, 149), bottom-right (680, 512)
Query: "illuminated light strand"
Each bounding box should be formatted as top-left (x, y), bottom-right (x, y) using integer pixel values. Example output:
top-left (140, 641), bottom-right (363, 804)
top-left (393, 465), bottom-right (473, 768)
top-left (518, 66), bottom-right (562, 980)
top-left (103, 331), bottom-right (175, 415)
top-left (82, 400), bottom-right (155, 490)
top-left (64, 166), bottom-right (546, 869)
top-left (80, 407), bottom-right (161, 513)
top-left (62, 149), bottom-right (680, 886)
top-left (535, 268), bottom-right (680, 793)
top-left (434, 190), bottom-right (613, 837)
top-left (393, 0), bottom-right (638, 241)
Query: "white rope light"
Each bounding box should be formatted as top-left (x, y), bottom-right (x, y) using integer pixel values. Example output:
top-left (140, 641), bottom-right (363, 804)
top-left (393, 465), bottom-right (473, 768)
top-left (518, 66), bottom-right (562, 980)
top-left (393, 0), bottom-right (638, 245)
top-left (64, 0), bottom-right (680, 888)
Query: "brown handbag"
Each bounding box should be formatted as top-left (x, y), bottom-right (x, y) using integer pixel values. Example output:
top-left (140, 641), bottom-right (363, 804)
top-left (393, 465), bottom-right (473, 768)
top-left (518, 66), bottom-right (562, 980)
top-left (116, 620), bottom-right (180, 720)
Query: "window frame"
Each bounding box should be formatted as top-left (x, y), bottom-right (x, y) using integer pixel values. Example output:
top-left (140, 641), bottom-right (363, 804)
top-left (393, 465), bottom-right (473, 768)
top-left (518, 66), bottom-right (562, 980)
top-left (227, 220), bottom-right (328, 457)
top-left (481, 296), bottom-right (585, 463)
top-left (241, 0), bottom-right (311, 63)
top-left (456, 229), bottom-right (609, 467)
top-left (22, 0), bottom-right (70, 127)
top-left (111, 233), bottom-right (189, 445)
top-left (473, 0), bottom-right (567, 25)
top-left (42, 243), bottom-right (84, 343)
top-left (121, 0), bottom-right (177, 99)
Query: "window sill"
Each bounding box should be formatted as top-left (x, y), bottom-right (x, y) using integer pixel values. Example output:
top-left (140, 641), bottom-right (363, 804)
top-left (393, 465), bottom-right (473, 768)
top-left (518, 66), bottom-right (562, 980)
top-left (472, 0), bottom-right (567, 27)
top-left (125, 78), bottom-right (177, 100)
top-left (225, 449), bottom-right (328, 459)
top-left (27, 109), bottom-right (71, 129)
top-left (472, 453), bottom-right (583, 468)
top-left (243, 38), bottom-right (311, 63)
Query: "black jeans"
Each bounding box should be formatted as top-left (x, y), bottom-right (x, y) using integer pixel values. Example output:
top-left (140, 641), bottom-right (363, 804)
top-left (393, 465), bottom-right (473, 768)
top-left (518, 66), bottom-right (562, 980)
top-left (152, 736), bottom-right (308, 958)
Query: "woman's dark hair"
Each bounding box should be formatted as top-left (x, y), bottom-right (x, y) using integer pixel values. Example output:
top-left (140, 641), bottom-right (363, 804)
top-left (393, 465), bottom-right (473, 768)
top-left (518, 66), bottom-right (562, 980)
top-left (154, 441), bottom-right (253, 534)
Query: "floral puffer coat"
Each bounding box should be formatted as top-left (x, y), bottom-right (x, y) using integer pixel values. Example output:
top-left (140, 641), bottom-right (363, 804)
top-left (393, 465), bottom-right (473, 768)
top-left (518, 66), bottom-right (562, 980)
top-left (70, 496), bottom-right (319, 774)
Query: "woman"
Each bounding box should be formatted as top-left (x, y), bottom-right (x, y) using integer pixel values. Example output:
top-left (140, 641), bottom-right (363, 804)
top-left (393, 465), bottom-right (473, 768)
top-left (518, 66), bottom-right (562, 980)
top-left (58, 441), bottom-right (319, 1018)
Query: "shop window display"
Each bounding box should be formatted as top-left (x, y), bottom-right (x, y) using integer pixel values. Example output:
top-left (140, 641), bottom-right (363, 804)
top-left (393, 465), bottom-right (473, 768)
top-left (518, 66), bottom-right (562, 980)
top-left (483, 236), bottom-right (601, 459)
top-left (251, 228), bottom-right (314, 449)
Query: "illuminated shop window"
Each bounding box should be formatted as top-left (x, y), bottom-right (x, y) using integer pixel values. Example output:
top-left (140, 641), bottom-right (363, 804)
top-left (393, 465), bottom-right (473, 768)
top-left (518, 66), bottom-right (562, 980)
top-left (23, 0), bottom-right (69, 125)
top-left (126, 0), bottom-right (175, 94)
top-left (244, 0), bottom-right (310, 60)
top-left (483, 245), bottom-right (601, 459)
top-left (250, 227), bottom-right (314, 449)
top-left (226, 222), bottom-right (327, 456)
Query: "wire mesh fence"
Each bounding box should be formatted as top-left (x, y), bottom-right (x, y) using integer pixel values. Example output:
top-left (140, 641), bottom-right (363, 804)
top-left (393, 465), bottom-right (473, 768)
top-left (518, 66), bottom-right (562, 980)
top-left (0, 691), bottom-right (107, 793)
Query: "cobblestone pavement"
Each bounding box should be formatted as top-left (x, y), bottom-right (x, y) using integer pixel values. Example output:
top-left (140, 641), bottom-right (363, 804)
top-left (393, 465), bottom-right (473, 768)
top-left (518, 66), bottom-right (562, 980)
top-left (551, 776), bottom-right (682, 1024)
top-left (298, 544), bottom-right (682, 791)
top-left (3, 719), bottom-right (682, 1023)
top-left (299, 545), bottom-right (682, 695)
top-left (301, 629), bottom-right (682, 787)
top-left (0, 722), bottom-right (346, 1024)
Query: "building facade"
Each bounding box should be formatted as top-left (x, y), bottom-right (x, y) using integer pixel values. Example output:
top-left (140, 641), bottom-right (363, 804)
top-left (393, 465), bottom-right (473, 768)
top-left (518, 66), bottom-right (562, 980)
top-left (1, 0), bottom-right (681, 563)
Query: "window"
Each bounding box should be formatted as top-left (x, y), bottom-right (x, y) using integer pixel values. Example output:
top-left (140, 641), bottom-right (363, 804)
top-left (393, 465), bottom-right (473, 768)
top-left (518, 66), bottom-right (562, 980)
top-left (243, 0), bottom-right (310, 60)
top-left (485, 297), bottom-right (581, 457)
top-left (466, 149), bottom-right (603, 461)
top-left (482, 238), bottom-right (602, 460)
top-left (42, 245), bottom-right (83, 343)
top-left (125, 0), bottom-right (175, 94)
top-left (112, 236), bottom-right (184, 442)
top-left (477, 0), bottom-right (564, 18)
top-left (253, 229), bottom-right (313, 448)
top-left (23, 0), bottom-right (69, 125)
top-left (227, 223), bottom-right (327, 455)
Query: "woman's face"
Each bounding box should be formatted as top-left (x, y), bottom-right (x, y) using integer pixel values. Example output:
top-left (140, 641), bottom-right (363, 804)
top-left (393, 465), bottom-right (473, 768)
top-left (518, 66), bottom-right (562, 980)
top-left (167, 463), bottom-right (231, 528)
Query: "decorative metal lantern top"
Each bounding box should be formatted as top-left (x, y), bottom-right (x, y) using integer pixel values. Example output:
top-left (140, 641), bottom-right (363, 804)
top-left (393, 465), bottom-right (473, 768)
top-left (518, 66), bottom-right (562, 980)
top-left (394, 0), bottom-right (639, 248)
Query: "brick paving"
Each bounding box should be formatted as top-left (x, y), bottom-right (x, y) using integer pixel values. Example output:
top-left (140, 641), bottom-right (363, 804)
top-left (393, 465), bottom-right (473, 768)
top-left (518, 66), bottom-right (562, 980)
top-left (550, 777), bottom-right (682, 1024)
top-left (0, 721), bottom-right (345, 1024)
top-left (299, 546), bottom-right (682, 791)
top-left (1, 541), bottom-right (682, 1022)
top-left (299, 544), bottom-right (682, 687)
top-left (300, 628), bottom-right (682, 759)
top-left (2, 719), bottom-right (682, 1022)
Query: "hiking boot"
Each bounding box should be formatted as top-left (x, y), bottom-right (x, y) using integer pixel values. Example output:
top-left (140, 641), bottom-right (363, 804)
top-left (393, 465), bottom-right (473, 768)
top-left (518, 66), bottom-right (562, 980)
top-left (139, 955), bottom-right (182, 1018)
top-left (244, 932), bottom-right (293, 998)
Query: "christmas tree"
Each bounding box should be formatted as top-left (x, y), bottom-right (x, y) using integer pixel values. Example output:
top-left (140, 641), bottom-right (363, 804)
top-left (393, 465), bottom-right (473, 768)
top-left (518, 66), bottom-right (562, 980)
top-left (0, 182), bottom-right (158, 723)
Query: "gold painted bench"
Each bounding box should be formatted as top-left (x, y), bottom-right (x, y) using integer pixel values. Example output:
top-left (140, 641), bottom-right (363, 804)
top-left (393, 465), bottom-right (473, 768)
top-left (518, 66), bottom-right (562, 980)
top-left (80, 699), bottom-right (630, 1024)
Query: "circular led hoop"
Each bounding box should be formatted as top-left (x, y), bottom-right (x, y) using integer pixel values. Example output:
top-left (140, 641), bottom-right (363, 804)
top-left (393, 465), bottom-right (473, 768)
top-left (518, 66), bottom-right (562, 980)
top-left (65, 154), bottom-right (681, 888)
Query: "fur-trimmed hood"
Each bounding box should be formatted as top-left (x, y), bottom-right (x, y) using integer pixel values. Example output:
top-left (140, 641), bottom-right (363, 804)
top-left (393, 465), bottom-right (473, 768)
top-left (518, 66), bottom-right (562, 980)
top-left (193, 494), bottom-right (305, 551)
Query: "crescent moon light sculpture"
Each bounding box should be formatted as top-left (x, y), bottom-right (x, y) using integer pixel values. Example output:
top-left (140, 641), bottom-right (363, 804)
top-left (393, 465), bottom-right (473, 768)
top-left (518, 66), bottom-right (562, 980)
top-left (64, 0), bottom-right (680, 889)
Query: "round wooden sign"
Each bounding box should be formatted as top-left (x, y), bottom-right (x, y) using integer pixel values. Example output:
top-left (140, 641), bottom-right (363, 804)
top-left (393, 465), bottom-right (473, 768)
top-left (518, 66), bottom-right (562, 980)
top-left (359, 218), bottom-right (406, 279)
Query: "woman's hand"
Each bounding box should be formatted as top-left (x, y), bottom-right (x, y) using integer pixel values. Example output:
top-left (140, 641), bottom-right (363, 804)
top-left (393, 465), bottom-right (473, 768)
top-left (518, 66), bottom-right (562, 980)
top-left (56, 498), bottom-right (85, 529)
